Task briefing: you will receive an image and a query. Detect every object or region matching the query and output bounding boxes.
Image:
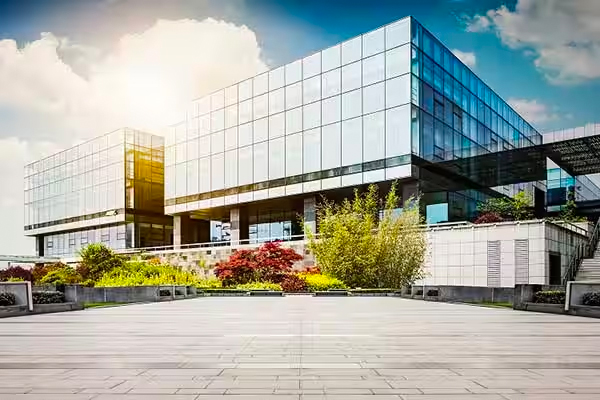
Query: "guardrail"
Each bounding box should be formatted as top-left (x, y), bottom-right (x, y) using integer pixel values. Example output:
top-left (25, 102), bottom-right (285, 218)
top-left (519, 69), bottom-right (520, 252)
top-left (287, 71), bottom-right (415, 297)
top-left (562, 217), bottom-right (600, 285)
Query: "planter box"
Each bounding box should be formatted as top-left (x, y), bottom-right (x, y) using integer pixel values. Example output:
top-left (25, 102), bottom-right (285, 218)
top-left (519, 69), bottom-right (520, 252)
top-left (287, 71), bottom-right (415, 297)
top-left (314, 290), bottom-right (349, 296)
top-left (569, 305), bottom-right (600, 319)
top-left (521, 302), bottom-right (565, 315)
top-left (249, 291), bottom-right (283, 296)
top-left (0, 303), bottom-right (82, 318)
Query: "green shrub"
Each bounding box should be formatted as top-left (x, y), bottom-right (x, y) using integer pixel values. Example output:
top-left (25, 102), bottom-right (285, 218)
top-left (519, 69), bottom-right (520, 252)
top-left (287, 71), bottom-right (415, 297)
top-left (196, 277), bottom-right (222, 289)
top-left (95, 261), bottom-right (200, 287)
top-left (235, 281), bottom-right (282, 291)
top-left (582, 292), bottom-right (600, 307)
top-left (40, 266), bottom-right (81, 285)
top-left (533, 290), bottom-right (565, 304)
top-left (0, 293), bottom-right (16, 306)
top-left (77, 243), bottom-right (125, 283)
top-left (32, 291), bottom-right (65, 304)
top-left (298, 273), bottom-right (347, 291)
top-left (6, 277), bottom-right (25, 282)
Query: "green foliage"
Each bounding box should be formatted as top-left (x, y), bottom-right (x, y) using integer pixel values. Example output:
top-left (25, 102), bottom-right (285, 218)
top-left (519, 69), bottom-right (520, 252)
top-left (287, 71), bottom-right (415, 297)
top-left (196, 277), bottom-right (222, 289)
top-left (77, 243), bottom-right (125, 283)
top-left (533, 290), bottom-right (566, 304)
top-left (235, 281), bottom-right (283, 291)
top-left (477, 191), bottom-right (533, 222)
top-left (559, 199), bottom-right (586, 222)
top-left (40, 265), bottom-right (81, 285)
top-left (305, 183), bottom-right (426, 288)
top-left (0, 293), bottom-right (16, 306)
top-left (84, 302), bottom-right (126, 309)
top-left (582, 292), bottom-right (600, 307)
top-left (32, 291), bottom-right (65, 304)
top-left (32, 263), bottom-right (65, 284)
top-left (6, 277), bottom-right (24, 282)
top-left (298, 273), bottom-right (347, 291)
top-left (95, 260), bottom-right (199, 287)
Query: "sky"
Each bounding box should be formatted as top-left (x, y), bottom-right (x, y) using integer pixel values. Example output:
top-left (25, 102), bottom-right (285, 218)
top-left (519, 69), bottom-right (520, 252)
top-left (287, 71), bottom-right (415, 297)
top-left (0, 0), bottom-right (599, 255)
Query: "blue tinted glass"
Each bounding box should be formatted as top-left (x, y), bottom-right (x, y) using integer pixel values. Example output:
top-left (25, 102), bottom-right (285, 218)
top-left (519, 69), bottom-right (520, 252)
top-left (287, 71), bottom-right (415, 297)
top-left (426, 203), bottom-right (449, 224)
top-left (423, 31), bottom-right (433, 57)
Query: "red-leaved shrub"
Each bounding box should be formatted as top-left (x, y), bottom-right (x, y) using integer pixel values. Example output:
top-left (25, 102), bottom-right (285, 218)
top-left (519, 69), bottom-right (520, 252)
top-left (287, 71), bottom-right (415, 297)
top-left (474, 212), bottom-right (504, 224)
top-left (214, 241), bottom-right (303, 286)
top-left (0, 266), bottom-right (32, 282)
top-left (280, 274), bottom-right (307, 292)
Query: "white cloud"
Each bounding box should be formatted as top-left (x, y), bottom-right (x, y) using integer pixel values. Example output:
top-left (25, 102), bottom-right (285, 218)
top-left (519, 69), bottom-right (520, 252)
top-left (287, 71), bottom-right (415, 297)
top-left (465, 0), bottom-right (600, 84)
top-left (0, 18), bottom-right (267, 255)
top-left (451, 49), bottom-right (476, 68)
top-left (508, 98), bottom-right (560, 124)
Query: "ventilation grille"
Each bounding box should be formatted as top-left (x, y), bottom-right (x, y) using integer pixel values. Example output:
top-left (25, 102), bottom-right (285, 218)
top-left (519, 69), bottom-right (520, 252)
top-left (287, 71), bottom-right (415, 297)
top-left (487, 240), bottom-right (501, 287)
top-left (515, 239), bottom-right (529, 285)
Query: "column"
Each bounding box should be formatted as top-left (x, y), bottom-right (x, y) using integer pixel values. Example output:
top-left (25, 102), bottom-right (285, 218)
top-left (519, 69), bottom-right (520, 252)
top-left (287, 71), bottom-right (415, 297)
top-left (303, 196), bottom-right (316, 236)
top-left (35, 236), bottom-right (45, 257)
top-left (173, 215), bottom-right (184, 249)
top-left (230, 207), bottom-right (249, 245)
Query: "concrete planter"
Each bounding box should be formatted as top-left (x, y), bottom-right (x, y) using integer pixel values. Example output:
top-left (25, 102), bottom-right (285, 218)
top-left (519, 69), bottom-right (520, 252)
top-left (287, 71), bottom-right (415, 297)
top-left (0, 302), bottom-right (82, 318)
top-left (314, 290), bottom-right (349, 296)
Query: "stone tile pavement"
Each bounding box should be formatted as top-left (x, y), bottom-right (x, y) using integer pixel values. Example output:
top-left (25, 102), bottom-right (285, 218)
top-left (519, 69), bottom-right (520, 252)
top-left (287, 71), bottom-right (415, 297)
top-left (0, 297), bottom-right (599, 399)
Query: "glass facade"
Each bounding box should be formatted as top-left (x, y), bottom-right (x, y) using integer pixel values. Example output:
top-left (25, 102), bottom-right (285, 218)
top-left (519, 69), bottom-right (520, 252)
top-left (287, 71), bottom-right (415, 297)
top-left (24, 128), bottom-right (172, 257)
top-left (165, 17), bottom-right (414, 215)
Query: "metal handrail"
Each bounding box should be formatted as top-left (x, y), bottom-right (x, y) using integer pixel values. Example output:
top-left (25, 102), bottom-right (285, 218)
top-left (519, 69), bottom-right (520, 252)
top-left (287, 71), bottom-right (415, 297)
top-left (562, 217), bottom-right (600, 285)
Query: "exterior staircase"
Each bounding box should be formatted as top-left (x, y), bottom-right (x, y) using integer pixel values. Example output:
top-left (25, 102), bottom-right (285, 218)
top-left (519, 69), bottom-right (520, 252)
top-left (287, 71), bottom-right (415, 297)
top-left (564, 218), bottom-right (600, 284)
top-left (576, 248), bottom-right (600, 281)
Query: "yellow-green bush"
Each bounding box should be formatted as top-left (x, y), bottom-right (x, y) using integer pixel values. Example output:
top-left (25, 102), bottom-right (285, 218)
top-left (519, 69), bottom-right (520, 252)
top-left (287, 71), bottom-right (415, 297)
top-left (95, 261), bottom-right (199, 287)
top-left (297, 273), bottom-right (347, 291)
top-left (235, 281), bottom-right (282, 291)
top-left (196, 277), bottom-right (222, 289)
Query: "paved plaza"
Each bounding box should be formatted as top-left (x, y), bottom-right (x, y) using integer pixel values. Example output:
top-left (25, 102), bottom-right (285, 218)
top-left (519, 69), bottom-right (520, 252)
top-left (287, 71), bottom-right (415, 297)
top-left (1, 297), bottom-right (600, 399)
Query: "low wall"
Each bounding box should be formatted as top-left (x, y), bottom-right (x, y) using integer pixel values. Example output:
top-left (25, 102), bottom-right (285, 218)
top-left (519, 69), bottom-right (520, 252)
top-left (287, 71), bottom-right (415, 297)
top-left (513, 284), bottom-right (564, 307)
top-left (0, 282), bottom-right (32, 311)
top-left (64, 285), bottom-right (196, 304)
top-left (566, 281), bottom-right (600, 310)
top-left (409, 285), bottom-right (513, 303)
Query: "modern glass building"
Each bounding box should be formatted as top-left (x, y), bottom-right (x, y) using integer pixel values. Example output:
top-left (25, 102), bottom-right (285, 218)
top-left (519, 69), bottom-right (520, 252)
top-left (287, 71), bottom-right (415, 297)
top-left (24, 128), bottom-right (173, 257)
top-left (163, 16), bottom-right (546, 244)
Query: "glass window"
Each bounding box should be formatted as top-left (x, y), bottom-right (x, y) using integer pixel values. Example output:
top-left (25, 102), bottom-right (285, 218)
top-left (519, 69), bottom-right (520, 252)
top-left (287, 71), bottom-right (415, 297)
top-left (239, 122), bottom-right (253, 147)
top-left (224, 84), bottom-right (238, 106)
top-left (322, 68), bottom-right (341, 98)
top-left (342, 117), bottom-right (362, 166)
top-left (268, 137), bottom-right (285, 179)
top-left (285, 108), bottom-right (303, 135)
top-left (253, 93), bottom-right (268, 120)
top-left (341, 36), bottom-right (362, 65)
top-left (303, 52), bottom-right (321, 79)
top-left (253, 117), bottom-right (268, 143)
top-left (238, 146), bottom-right (253, 185)
top-left (322, 95), bottom-right (341, 125)
top-left (239, 99), bottom-right (253, 124)
top-left (342, 89), bottom-right (362, 120)
top-left (363, 82), bottom-right (385, 114)
top-left (303, 101), bottom-right (321, 130)
top-left (211, 130), bottom-right (225, 154)
top-left (225, 127), bottom-right (237, 151)
top-left (363, 27), bottom-right (384, 57)
top-left (175, 162), bottom-right (186, 197)
top-left (362, 53), bottom-right (385, 86)
top-left (199, 114), bottom-right (211, 136)
top-left (211, 109), bottom-right (224, 132)
top-left (176, 142), bottom-right (186, 164)
top-left (342, 61), bottom-right (361, 92)
top-left (322, 44), bottom-right (341, 72)
top-left (224, 104), bottom-right (238, 129)
top-left (386, 75), bottom-right (410, 108)
top-left (386, 44), bottom-right (410, 79)
top-left (199, 135), bottom-right (211, 157)
top-left (188, 138), bottom-right (199, 160)
top-left (426, 203), bottom-right (449, 224)
top-left (225, 149), bottom-right (238, 188)
top-left (253, 141), bottom-right (268, 182)
top-left (285, 59), bottom-right (302, 85)
top-left (253, 73), bottom-right (269, 96)
top-left (198, 96), bottom-right (211, 116)
top-left (363, 111), bottom-right (385, 162)
top-left (303, 127), bottom-right (321, 173)
top-left (285, 82), bottom-right (302, 109)
top-left (386, 18), bottom-right (410, 49)
top-left (269, 88), bottom-right (285, 115)
top-left (386, 105), bottom-right (411, 157)
top-left (269, 66), bottom-right (285, 90)
top-left (187, 159), bottom-right (199, 195)
top-left (211, 90), bottom-right (225, 111)
top-left (239, 79), bottom-right (252, 101)
top-left (269, 112), bottom-right (285, 139)
top-left (303, 75), bottom-right (321, 104)
top-left (285, 133), bottom-right (302, 176)
top-left (211, 153), bottom-right (224, 190)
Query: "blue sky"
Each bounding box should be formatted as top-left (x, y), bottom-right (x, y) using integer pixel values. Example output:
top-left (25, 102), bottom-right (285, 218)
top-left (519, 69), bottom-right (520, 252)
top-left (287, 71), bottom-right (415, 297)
top-left (0, 0), bottom-right (597, 132)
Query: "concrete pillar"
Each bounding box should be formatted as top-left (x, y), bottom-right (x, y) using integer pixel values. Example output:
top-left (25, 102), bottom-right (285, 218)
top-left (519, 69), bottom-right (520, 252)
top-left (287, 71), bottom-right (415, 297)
top-left (173, 215), bottom-right (184, 249)
top-left (230, 207), bottom-right (248, 245)
top-left (174, 215), bottom-right (211, 248)
top-left (402, 181), bottom-right (419, 203)
top-left (303, 196), bottom-right (316, 236)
